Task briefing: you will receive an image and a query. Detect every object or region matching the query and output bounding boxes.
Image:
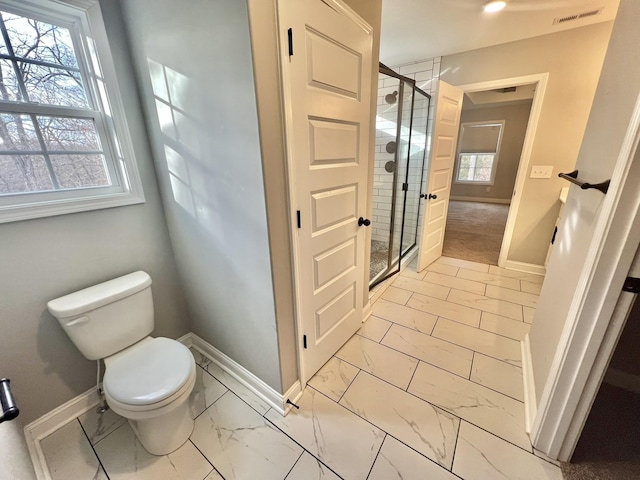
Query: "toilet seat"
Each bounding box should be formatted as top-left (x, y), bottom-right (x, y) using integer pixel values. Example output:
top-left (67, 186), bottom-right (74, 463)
top-left (103, 337), bottom-right (195, 411)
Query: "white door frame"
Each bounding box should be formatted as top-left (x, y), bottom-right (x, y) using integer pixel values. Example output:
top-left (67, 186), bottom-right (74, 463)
top-left (530, 92), bottom-right (640, 460)
top-left (454, 73), bottom-right (549, 268)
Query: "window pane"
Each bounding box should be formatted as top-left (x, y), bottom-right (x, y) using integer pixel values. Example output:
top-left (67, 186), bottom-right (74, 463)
top-left (475, 155), bottom-right (494, 168)
top-left (1, 12), bottom-right (79, 68)
top-left (474, 168), bottom-right (492, 182)
top-left (457, 166), bottom-right (471, 181)
top-left (37, 116), bottom-right (101, 152)
top-left (0, 60), bottom-right (22, 102)
top-left (50, 154), bottom-right (110, 189)
top-left (459, 154), bottom-right (473, 168)
top-left (0, 113), bottom-right (39, 151)
top-left (0, 154), bottom-right (53, 193)
top-left (19, 62), bottom-right (88, 107)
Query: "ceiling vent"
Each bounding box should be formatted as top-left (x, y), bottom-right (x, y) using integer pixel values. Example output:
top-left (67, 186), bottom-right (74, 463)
top-left (553, 8), bottom-right (603, 25)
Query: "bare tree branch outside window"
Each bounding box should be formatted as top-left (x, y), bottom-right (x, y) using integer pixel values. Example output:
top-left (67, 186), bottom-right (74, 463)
top-left (0, 10), bottom-right (110, 195)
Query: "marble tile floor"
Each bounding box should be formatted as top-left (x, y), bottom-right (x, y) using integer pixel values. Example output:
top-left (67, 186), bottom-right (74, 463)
top-left (39, 256), bottom-right (562, 480)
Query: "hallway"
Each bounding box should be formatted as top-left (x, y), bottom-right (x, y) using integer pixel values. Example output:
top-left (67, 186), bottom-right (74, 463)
top-left (38, 256), bottom-right (558, 479)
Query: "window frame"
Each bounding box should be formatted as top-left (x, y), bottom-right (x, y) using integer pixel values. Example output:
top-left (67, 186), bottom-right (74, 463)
top-left (0, 0), bottom-right (144, 223)
top-left (454, 120), bottom-right (505, 186)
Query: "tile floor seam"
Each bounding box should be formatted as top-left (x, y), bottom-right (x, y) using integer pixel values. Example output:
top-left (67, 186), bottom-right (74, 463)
top-left (383, 432), bottom-right (466, 480)
top-left (476, 325), bottom-right (529, 343)
top-left (379, 324), bottom-right (474, 377)
top-left (364, 433), bottom-right (387, 480)
top-left (420, 399), bottom-right (532, 454)
top-left (283, 450), bottom-right (305, 480)
top-left (81, 412), bottom-right (125, 448)
top-left (446, 288), bottom-right (530, 315)
top-left (449, 416), bottom-right (464, 476)
top-left (315, 366), bottom-right (464, 441)
top-left (187, 438), bottom-right (219, 479)
top-left (76, 417), bottom-right (111, 480)
top-left (335, 367), bottom-right (362, 404)
top-left (262, 393), bottom-right (363, 480)
top-left (428, 331), bottom-right (522, 368)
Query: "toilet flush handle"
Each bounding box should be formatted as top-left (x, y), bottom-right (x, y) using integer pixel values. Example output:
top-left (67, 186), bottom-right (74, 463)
top-left (66, 316), bottom-right (90, 327)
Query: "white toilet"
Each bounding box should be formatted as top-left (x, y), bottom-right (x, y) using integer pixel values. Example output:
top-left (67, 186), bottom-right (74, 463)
top-left (47, 271), bottom-right (196, 456)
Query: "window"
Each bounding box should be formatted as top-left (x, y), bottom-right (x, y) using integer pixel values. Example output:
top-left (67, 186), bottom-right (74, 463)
top-left (455, 121), bottom-right (504, 185)
top-left (0, 0), bottom-right (143, 223)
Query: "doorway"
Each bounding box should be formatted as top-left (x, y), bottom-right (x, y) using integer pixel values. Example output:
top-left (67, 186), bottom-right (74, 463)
top-left (370, 64), bottom-right (431, 287)
top-left (442, 86), bottom-right (535, 265)
top-left (415, 74), bottom-right (549, 271)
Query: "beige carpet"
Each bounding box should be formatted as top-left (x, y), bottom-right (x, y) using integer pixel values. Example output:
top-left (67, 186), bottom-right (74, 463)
top-left (442, 201), bottom-right (509, 265)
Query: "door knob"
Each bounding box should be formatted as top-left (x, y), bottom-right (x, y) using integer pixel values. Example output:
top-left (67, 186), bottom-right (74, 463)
top-left (358, 217), bottom-right (371, 227)
top-left (428, 193), bottom-right (438, 200)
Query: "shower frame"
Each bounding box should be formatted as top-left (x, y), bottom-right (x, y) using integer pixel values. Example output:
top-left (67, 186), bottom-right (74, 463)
top-left (370, 63), bottom-right (431, 288)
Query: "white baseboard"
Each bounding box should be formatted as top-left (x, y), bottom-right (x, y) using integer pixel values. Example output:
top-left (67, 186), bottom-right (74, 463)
top-left (504, 260), bottom-right (546, 276)
top-left (522, 334), bottom-right (537, 434)
top-left (24, 387), bottom-right (100, 480)
top-left (25, 332), bottom-right (301, 479)
top-left (362, 301), bottom-right (373, 323)
top-left (450, 196), bottom-right (511, 204)
top-left (187, 333), bottom-right (293, 416)
top-left (603, 368), bottom-right (640, 394)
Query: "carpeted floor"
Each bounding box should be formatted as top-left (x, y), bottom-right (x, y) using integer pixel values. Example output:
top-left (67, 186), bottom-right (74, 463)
top-left (442, 201), bottom-right (509, 265)
top-left (561, 382), bottom-right (640, 480)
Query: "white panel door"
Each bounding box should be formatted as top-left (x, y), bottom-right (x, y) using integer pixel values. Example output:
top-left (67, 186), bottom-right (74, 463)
top-left (417, 81), bottom-right (464, 271)
top-left (279, 0), bottom-right (372, 383)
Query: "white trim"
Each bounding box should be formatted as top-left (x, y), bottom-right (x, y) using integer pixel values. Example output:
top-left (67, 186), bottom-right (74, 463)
top-left (504, 260), bottom-right (546, 276)
top-left (24, 332), bottom-right (303, 479)
top-left (531, 91), bottom-right (640, 460)
top-left (522, 334), bottom-right (537, 434)
top-left (24, 387), bottom-right (100, 480)
top-left (0, 0), bottom-right (145, 224)
top-left (319, 0), bottom-right (372, 34)
top-left (188, 333), bottom-right (292, 416)
top-left (603, 368), bottom-right (640, 394)
top-left (454, 73), bottom-right (549, 269)
top-left (282, 380), bottom-right (304, 415)
top-left (450, 196), bottom-right (511, 204)
top-left (362, 301), bottom-right (373, 322)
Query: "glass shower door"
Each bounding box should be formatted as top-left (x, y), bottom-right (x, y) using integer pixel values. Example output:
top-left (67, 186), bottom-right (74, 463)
top-left (402, 88), bottom-right (431, 255)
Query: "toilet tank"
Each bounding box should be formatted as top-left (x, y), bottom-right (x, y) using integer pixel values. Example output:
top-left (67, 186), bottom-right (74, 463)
top-left (47, 271), bottom-right (154, 361)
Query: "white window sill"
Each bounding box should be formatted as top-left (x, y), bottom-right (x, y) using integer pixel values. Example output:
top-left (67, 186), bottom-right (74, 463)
top-left (0, 191), bottom-right (145, 224)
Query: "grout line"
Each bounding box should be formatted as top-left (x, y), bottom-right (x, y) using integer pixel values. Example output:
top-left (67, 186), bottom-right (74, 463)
top-left (449, 418), bottom-right (463, 474)
top-left (283, 450), bottom-right (305, 480)
top-left (188, 438), bottom-right (224, 480)
top-left (364, 433), bottom-right (387, 480)
top-left (76, 417), bottom-right (112, 480)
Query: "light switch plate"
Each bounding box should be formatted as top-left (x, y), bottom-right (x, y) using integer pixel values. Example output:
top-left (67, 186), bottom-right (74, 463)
top-left (530, 165), bottom-right (554, 178)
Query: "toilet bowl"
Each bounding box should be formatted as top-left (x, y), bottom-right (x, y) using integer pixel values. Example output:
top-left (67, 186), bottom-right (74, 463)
top-left (47, 271), bottom-right (196, 455)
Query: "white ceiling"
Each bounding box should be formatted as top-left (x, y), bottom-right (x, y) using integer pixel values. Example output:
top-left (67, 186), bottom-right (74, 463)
top-left (380, 0), bottom-right (620, 66)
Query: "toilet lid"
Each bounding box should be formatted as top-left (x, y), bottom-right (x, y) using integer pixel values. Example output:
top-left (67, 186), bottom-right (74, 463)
top-left (103, 337), bottom-right (194, 406)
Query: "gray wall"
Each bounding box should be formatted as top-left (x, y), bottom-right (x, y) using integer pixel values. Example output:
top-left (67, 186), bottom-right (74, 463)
top-left (451, 101), bottom-right (532, 201)
top-left (0, 0), bottom-right (190, 424)
top-left (441, 22), bottom-right (613, 266)
top-left (529, 0), bottom-right (640, 405)
top-left (120, 0), bottom-right (283, 391)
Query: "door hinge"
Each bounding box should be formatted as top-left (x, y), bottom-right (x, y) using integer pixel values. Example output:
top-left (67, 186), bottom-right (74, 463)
top-left (551, 226), bottom-right (558, 245)
top-left (287, 28), bottom-right (293, 56)
top-left (622, 276), bottom-right (640, 294)
top-left (296, 210), bottom-right (301, 229)
top-left (303, 335), bottom-right (307, 349)
top-left (402, 182), bottom-right (408, 191)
